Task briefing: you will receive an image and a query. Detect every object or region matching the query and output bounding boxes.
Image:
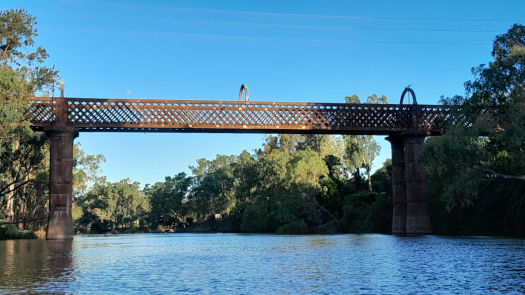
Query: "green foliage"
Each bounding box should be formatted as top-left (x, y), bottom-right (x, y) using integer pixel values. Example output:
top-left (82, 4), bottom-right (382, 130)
top-left (0, 223), bottom-right (37, 239)
top-left (276, 219), bottom-right (308, 234)
top-left (73, 143), bottom-right (106, 197)
top-left (0, 9), bottom-right (58, 92)
top-left (75, 179), bottom-right (149, 233)
top-left (340, 191), bottom-right (392, 233)
top-left (144, 133), bottom-right (392, 234)
top-left (188, 155), bottom-right (237, 219)
top-left (423, 24), bottom-right (525, 236)
top-left (343, 94), bottom-right (386, 191)
top-left (371, 159), bottom-right (392, 195)
top-left (0, 9), bottom-right (59, 232)
top-left (145, 173), bottom-right (191, 227)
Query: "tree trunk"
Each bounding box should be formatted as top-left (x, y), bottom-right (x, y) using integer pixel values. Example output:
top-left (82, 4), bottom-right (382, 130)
top-left (6, 184), bottom-right (15, 221)
top-left (367, 167), bottom-right (372, 192)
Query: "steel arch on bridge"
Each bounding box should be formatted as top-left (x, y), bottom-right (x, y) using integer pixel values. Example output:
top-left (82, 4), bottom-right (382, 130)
top-left (29, 90), bottom-right (454, 239)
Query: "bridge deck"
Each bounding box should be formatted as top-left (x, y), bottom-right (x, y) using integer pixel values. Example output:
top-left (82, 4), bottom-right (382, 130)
top-left (29, 97), bottom-right (453, 135)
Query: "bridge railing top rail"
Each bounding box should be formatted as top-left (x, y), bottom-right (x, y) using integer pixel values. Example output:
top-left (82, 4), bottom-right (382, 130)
top-left (29, 96), bottom-right (448, 107)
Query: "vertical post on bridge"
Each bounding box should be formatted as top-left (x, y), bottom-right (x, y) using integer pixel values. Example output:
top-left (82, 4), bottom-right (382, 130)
top-left (45, 96), bottom-right (78, 240)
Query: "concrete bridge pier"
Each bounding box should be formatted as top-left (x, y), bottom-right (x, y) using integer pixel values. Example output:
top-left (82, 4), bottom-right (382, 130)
top-left (387, 134), bottom-right (432, 235)
top-left (45, 97), bottom-right (77, 240)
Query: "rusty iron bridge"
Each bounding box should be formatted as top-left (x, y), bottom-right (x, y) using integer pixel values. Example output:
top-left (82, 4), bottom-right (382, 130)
top-left (28, 87), bottom-right (455, 239)
top-left (29, 97), bottom-right (454, 134)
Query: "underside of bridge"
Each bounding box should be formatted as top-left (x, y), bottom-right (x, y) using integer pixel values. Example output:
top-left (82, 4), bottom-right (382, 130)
top-left (32, 95), bottom-right (448, 239)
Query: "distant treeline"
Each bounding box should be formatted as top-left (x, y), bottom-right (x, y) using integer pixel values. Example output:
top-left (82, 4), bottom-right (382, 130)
top-left (73, 133), bottom-right (393, 235)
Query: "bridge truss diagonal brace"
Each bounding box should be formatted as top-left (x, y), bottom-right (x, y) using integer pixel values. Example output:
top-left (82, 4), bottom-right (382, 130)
top-left (45, 126), bottom-right (78, 240)
top-left (387, 134), bottom-right (432, 235)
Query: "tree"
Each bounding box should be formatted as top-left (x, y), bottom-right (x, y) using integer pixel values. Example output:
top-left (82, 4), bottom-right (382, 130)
top-left (188, 155), bottom-right (237, 220)
top-left (423, 24), bottom-right (525, 236)
top-left (146, 173), bottom-right (192, 228)
top-left (73, 143), bottom-right (106, 197)
top-left (0, 9), bottom-right (59, 229)
top-left (343, 94), bottom-right (386, 191)
top-left (75, 179), bottom-right (149, 232)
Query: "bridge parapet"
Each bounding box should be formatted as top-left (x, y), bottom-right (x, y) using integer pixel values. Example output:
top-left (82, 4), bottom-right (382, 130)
top-left (28, 97), bottom-right (452, 135)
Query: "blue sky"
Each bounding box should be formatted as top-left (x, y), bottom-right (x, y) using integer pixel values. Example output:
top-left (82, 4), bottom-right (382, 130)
top-left (2, 0), bottom-right (524, 185)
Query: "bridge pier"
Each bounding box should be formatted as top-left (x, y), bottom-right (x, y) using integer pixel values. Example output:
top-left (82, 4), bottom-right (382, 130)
top-left (386, 135), bottom-right (407, 234)
top-left (45, 127), bottom-right (77, 239)
top-left (44, 97), bottom-right (78, 240)
top-left (387, 134), bottom-right (431, 235)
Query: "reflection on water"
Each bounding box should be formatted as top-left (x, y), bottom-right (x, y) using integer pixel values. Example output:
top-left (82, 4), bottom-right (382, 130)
top-left (0, 239), bottom-right (73, 294)
top-left (0, 234), bottom-right (524, 294)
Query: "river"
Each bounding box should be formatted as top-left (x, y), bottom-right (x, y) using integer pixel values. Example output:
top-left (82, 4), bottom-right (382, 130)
top-left (1, 234), bottom-right (524, 294)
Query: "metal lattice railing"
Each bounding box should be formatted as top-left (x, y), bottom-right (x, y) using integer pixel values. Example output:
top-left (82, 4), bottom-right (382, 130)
top-left (28, 97), bottom-right (451, 134)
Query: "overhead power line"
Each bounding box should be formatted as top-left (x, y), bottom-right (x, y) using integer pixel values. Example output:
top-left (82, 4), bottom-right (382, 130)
top-left (87, 1), bottom-right (525, 24)
top-left (169, 6), bottom-right (525, 24)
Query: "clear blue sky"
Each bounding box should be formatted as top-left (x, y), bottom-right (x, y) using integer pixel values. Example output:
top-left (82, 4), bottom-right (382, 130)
top-left (2, 0), bottom-right (524, 185)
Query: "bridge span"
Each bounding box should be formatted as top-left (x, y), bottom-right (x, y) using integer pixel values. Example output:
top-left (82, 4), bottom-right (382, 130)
top-left (29, 94), bottom-right (453, 239)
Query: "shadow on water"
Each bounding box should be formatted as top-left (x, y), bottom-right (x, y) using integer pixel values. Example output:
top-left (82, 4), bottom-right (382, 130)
top-left (0, 239), bottom-right (74, 294)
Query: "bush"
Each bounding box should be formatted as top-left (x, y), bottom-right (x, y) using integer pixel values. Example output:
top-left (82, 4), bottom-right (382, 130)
top-left (0, 224), bottom-right (38, 240)
top-left (316, 220), bottom-right (339, 234)
top-left (276, 219), bottom-right (308, 234)
top-left (339, 191), bottom-right (392, 233)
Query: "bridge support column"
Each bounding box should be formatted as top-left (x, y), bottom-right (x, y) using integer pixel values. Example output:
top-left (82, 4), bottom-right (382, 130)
top-left (403, 135), bottom-right (431, 234)
top-left (45, 127), bottom-right (77, 240)
top-left (387, 134), bottom-right (431, 235)
top-left (44, 96), bottom-right (78, 240)
top-left (386, 135), bottom-right (407, 234)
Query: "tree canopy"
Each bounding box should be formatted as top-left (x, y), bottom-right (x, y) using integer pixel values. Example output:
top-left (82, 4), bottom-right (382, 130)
top-left (423, 24), bottom-right (525, 236)
top-left (0, 9), bottom-right (59, 231)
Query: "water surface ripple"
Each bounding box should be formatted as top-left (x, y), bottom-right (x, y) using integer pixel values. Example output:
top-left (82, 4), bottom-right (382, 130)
top-left (1, 234), bottom-right (524, 294)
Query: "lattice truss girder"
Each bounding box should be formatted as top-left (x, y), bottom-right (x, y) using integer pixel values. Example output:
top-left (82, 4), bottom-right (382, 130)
top-left (28, 97), bottom-right (450, 133)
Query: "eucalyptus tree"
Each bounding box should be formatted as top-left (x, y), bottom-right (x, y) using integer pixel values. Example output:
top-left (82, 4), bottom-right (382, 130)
top-left (0, 9), bottom-right (59, 228)
top-left (343, 94), bottom-right (386, 191)
top-left (423, 24), bottom-right (525, 235)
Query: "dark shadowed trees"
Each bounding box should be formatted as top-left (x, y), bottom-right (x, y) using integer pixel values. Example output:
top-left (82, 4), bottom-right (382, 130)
top-left (423, 24), bottom-right (525, 236)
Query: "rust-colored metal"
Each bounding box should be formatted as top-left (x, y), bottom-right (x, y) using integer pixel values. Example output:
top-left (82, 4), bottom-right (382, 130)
top-left (28, 97), bottom-right (451, 135)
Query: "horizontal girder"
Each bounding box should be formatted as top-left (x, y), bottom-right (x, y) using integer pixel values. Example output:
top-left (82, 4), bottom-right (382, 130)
top-left (28, 97), bottom-right (458, 135)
